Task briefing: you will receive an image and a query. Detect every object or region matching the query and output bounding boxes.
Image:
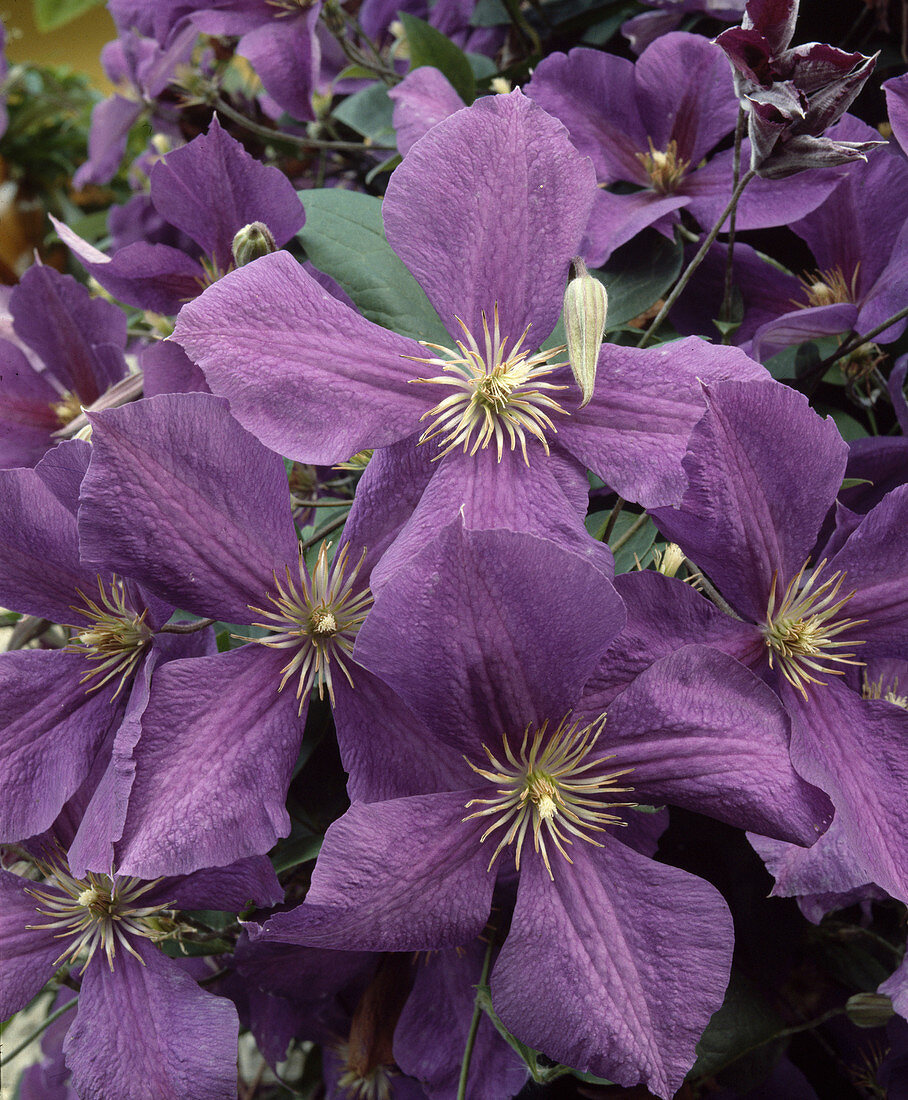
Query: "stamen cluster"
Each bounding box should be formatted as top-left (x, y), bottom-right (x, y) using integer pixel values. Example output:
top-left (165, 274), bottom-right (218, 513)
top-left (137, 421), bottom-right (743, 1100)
top-left (635, 138), bottom-right (689, 193)
top-left (25, 857), bottom-right (170, 973)
top-left (409, 306), bottom-right (569, 463)
top-left (249, 541), bottom-right (373, 709)
top-left (463, 714), bottom-right (636, 880)
top-left (762, 559), bottom-right (866, 697)
top-left (66, 576), bottom-right (153, 699)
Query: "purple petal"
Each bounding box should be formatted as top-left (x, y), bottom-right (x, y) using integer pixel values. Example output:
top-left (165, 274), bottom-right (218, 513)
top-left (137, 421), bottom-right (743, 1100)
top-left (114, 646), bottom-right (304, 878)
top-left (156, 856), bottom-right (284, 911)
top-left (150, 117), bottom-right (306, 268)
top-left (634, 32), bottom-right (737, 163)
top-left (141, 339), bottom-right (210, 397)
top-left (383, 90), bottom-right (596, 343)
top-left (0, 339), bottom-right (62, 468)
top-left (0, 868), bottom-right (61, 1018)
top-left (260, 791), bottom-right (493, 951)
top-left (51, 217), bottom-right (207, 314)
top-left (367, 444), bottom-right (612, 591)
top-left (74, 94), bottom-right (143, 188)
top-left (751, 302), bottom-right (858, 359)
top-left (563, 338), bottom-right (769, 509)
top-left (355, 519), bottom-right (625, 751)
top-left (525, 49), bottom-right (650, 184)
top-left (389, 65), bottom-right (465, 156)
top-left (79, 393), bottom-right (298, 622)
top-left (826, 484), bottom-right (908, 657)
top-left (491, 835), bottom-right (732, 1098)
top-left (394, 939), bottom-right (528, 1099)
top-left (581, 187), bottom-right (688, 268)
top-left (884, 72), bottom-right (908, 155)
top-left (172, 251), bottom-right (428, 462)
top-left (651, 379), bottom-right (847, 622)
top-left (590, 646), bottom-right (832, 843)
top-left (0, 650), bottom-right (124, 842)
top-left (64, 939), bottom-right (238, 1100)
top-left (750, 815), bottom-right (875, 903)
top-left (237, 8), bottom-right (321, 123)
top-left (785, 681), bottom-right (908, 904)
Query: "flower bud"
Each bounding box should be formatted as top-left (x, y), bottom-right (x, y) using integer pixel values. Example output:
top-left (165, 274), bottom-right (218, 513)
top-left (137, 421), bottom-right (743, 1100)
top-left (845, 992), bottom-right (894, 1029)
top-left (231, 222), bottom-right (278, 267)
top-left (563, 257), bottom-right (607, 408)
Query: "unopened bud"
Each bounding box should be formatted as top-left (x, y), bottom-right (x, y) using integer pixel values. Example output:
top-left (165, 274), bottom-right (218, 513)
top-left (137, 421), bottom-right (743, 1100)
top-left (231, 222), bottom-right (277, 267)
top-left (655, 543), bottom-right (686, 578)
top-left (563, 257), bottom-right (607, 408)
top-left (845, 992), bottom-right (894, 1029)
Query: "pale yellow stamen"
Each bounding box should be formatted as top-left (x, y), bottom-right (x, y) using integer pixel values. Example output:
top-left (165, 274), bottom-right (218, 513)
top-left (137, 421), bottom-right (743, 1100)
top-left (66, 576), bottom-right (152, 700)
top-left (407, 305), bottom-right (569, 465)
top-left (247, 541), bottom-right (373, 709)
top-left (463, 714), bottom-right (636, 881)
top-left (762, 558), bottom-right (866, 698)
top-left (635, 138), bottom-right (689, 193)
top-left (795, 263), bottom-right (861, 309)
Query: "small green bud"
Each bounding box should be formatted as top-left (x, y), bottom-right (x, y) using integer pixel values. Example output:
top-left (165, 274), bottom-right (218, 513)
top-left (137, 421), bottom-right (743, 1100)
top-left (845, 992), bottom-right (895, 1029)
top-left (231, 222), bottom-right (278, 267)
top-left (563, 257), bottom-right (607, 409)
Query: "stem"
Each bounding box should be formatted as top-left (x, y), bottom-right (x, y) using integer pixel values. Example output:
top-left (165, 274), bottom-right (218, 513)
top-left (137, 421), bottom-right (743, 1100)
top-left (0, 997), bottom-right (79, 1067)
top-left (158, 617), bottom-right (217, 634)
top-left (695, 573), bottom-right (743, 620)
top-left (457, 934), bottom-right (496, 1100)
top-left (713, 1007), bottom-right (845, 1075)
top-left (611, 511), bottom-right (649, 552)
top-left (813, 303), bottom-right (908, 375)
top-left (210, 97), bottom-right (395, 154)
top-left (299, 514), bottom-right (349, 552)
top-left (719, 108), bottom-right (747, 330)
top-left (637, 168), bottom-right (757, 348)
top-left (600, 497), bottom-right (625, 543)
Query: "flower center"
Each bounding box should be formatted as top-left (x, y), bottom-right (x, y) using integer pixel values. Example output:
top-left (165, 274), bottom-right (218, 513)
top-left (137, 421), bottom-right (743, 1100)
top-left (635, 138), bottom-right (689, 193)
top-left (26, 856), bottom-right (169, 972)
top-left (797, 263), bottom-right (860, 309)
top-left (248, 541), bottom-right (373, 709)
top-left (50, 391), bottom-right (84, 428)
top-left (762, 558), bottom-right (866, 697)
top-left (463, 714), bottom-right (635, 880)
top-left (407, 305), bottom-right (569, 464)
top-left (66, 576), bottom-right (153, 700)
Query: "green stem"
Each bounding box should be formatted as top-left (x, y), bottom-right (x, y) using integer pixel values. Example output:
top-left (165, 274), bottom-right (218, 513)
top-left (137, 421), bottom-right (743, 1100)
top-left (719, 108), bottom-right (747, 331)
top-left (600, 497), bottom-right (625, 543)
top-left (210, 97), bottom-right (395, 154)
top-left (637, 168), bottom-right (757, 348)
top-left (814, 303), bottom-right (908, 374)
top-left (299, 514), bottom-right (349, 552)
top-left (456, 934), bottom-right (496, 1100)
top-left (610, 510), bottom-right (648, 552)
top-left (158, 617), bottom-right (217, 634)
top-left (0, 997), bottom-right (79, 1068)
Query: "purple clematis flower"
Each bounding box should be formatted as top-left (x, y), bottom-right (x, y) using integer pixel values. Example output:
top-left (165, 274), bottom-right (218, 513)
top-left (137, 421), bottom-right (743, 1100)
top-left (0, 439), bottom-right (212, 873)
top-left (256, 518), bottom-right (830, 1097)
top-left (0, 264), bottom-right (131, 468)
top-left (74, 391), bottom-right (470, 877)
top-left (588, 379), bottom-right (908, 904)
top-left (622, 0), bottom-right (746, 54)
top-left (1, 831), bottom-right (281, 1100)
top-left (173, 89), bottom-right (770, 545)
top-left (524, 34), bottom-right (845, 265)
top-left (55, 117), bottom-right (305, 315)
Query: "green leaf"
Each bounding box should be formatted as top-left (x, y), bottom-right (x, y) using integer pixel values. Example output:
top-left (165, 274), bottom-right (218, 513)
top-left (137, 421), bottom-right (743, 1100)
top-left (610, 513), bottom-right (657, 574)
top-left (296, 189), bottom-right (449, 343)
top-left (400, 13), bottom-right (476, 103)
top-left (270, 829), bottom-right (323, 874)
top-left (332, 83), bottom-right (396, 145)
top-left (33, 0), bottom-right (103, 31)
top-left (470, 0), bottom-right (509, 26)
top-left (691, 972), bottom-right (786, 1081)
top-left (840, 477), bottom-right (873, 490)
top-left (595, 230), bottom-right (684, 331)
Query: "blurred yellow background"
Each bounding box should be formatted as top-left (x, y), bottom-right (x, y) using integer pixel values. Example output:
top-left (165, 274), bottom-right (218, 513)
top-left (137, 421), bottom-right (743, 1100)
top-left (3, 0), bottom-right (115, 89)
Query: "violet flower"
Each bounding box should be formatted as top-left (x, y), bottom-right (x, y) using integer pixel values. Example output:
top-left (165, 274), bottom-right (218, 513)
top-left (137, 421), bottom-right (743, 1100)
top-left (0, 265), bottom-right (131, 469)
top-left (1, 838), bottom-right (281, 1100)
top-left (54, 118), bottom-right (305, 315)
top-left (715, 0), bottom-right (881, 176)
top-left (622, 0), bottom-right (746, 54)
top-left (174, 90), bottom-right (769, 539)
top-left (525, 34), bottom-right (844, 266)
top-left (74, 392), bottom-right (462, 877)
top-left (256, 519), bottom-right (830, 1097)
top-left (0, 439), bottom-right (212, 873)
top-left (589, 379), bottom-right (908, 903)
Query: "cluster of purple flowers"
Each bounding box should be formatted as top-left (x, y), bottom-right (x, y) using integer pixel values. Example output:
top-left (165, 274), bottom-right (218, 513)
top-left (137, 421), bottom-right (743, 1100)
top-left (3, 0), bottom-right (908, 1096)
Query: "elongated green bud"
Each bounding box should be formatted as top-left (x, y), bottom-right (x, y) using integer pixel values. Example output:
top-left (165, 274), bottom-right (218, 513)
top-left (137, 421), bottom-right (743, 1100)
top-left (231, 222), bottom-right (277, 267)
top-left (845, 992), bottom-right (894, 1029)
top-left (563, 257), bottom-right (607, 408)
